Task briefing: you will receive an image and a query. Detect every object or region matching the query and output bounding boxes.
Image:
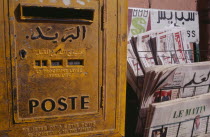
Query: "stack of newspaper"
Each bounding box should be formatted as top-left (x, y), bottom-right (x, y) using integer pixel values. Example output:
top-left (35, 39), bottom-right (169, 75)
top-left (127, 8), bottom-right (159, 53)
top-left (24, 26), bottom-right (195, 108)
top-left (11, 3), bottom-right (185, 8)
top-left (135, 62), bottom-right (210, 137)
top-left (127, 26), bottom-right (194, 91)
top-left (127, 26), bottom-right (210, 137)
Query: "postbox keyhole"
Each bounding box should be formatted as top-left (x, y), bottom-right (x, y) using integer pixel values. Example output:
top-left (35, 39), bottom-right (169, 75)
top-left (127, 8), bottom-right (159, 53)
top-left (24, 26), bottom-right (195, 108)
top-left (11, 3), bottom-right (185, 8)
top-left (20, 49), bottom-right (27, 59)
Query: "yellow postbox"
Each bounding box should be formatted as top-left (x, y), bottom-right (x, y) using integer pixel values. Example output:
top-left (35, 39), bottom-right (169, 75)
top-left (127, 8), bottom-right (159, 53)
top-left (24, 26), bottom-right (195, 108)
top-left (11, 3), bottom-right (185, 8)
top-left (0, 0), bottom-right (127, 136)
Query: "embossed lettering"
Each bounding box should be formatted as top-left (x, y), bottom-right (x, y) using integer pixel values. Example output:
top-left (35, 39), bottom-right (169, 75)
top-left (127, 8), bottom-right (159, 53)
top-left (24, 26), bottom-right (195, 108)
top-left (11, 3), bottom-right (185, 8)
top-left (41, 99), bottom-right (56, 112)
top-left (23, 121), bottom-right (96, 136)
top-left (58, 97), bottom-right (67, 111)
top-left (28, 96), bottom-right (90, 113)
top-left (68, 97), bottom-right (77, 110)
top-left (81, 96), bottom-right (89, 109)
top-left (29, 99), bottom-right (39, 114)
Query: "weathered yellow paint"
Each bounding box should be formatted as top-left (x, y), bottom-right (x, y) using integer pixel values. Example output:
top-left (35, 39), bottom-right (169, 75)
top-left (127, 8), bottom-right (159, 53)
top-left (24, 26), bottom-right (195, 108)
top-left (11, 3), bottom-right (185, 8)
top-left (0, 0), bottom-right (127, 136)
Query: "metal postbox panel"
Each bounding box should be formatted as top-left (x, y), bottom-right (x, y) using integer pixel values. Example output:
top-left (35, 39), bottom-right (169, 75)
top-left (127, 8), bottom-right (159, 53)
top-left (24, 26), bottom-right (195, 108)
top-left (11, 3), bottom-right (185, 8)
top-left (1, 0), bottom-right (127, 136)
top-left (14, 1), bottom-right (101, 122)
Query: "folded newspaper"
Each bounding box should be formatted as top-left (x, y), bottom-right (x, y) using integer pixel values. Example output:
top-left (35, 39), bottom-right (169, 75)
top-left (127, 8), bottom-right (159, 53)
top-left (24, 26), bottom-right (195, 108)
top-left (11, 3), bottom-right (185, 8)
top-left (127, 26), bottom-right (193, 94)
top-left (143, 61), bottom-right (210, 107)
top-left (145, 93), bottom-right (210, 137)
top-left (127, 26), bottom-right (193, 73)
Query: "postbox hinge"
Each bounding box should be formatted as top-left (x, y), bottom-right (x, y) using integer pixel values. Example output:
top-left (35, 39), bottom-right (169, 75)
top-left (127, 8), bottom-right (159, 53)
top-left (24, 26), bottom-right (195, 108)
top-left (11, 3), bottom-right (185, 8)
top-left (101, 5), bottom-right (104, 30)
top-left (101, 5), bottom-right (107, 30)
top-left (100, 86), bottom-right (104, 108)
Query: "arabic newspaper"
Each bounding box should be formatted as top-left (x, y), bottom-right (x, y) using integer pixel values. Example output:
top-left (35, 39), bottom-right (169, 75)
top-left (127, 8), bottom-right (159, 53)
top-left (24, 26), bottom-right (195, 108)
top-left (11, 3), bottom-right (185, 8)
top-left (127, 43), bottom-right (144, 77)
top-left (143, 62), bottom-right (210, 106)
top-left (134, 62), bottom-right (210, 137)
top-left (136, 31), bottom-right (157, 69)
top-left (156, 32), bottom-right (175, 65)
top-left (155, 27), bottom-right (193, 65)
top-left (128, 8), bottom-right (150, 39)
top-left (180, 29), bottom-right (193, 63)
top-left (127, 8), bottom-right (202, 137)
top-left (133, 27), bottom-right (192, 72)
top-left (150, 9), bottom-right (199, 43)
top-left (172, 30), bottom-right (187, 64)
top-left (163, 62), bottom-right (210, 98)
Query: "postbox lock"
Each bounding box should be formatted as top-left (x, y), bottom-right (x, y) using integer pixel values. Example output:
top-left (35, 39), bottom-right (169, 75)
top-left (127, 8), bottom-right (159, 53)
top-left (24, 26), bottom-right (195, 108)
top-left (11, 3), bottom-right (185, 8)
top-left (19, 49), bottom-right (27, 59)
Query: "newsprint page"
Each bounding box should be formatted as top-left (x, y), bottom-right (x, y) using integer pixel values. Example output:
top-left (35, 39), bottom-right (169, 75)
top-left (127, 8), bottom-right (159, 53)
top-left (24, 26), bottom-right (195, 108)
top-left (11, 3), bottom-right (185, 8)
top-left (146, 93), bottom-right (210, 137)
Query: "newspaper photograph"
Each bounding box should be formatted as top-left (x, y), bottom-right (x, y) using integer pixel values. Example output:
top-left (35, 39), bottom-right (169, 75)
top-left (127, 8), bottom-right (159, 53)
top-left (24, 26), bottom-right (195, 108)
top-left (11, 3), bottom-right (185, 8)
top-left (152, 89), bottom-right (179, 103)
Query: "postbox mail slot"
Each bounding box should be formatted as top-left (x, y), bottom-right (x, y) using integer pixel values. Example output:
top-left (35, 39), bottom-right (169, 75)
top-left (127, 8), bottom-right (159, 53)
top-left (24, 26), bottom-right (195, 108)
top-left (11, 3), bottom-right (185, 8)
top-left (20, 5), bottom-right (95, 23)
